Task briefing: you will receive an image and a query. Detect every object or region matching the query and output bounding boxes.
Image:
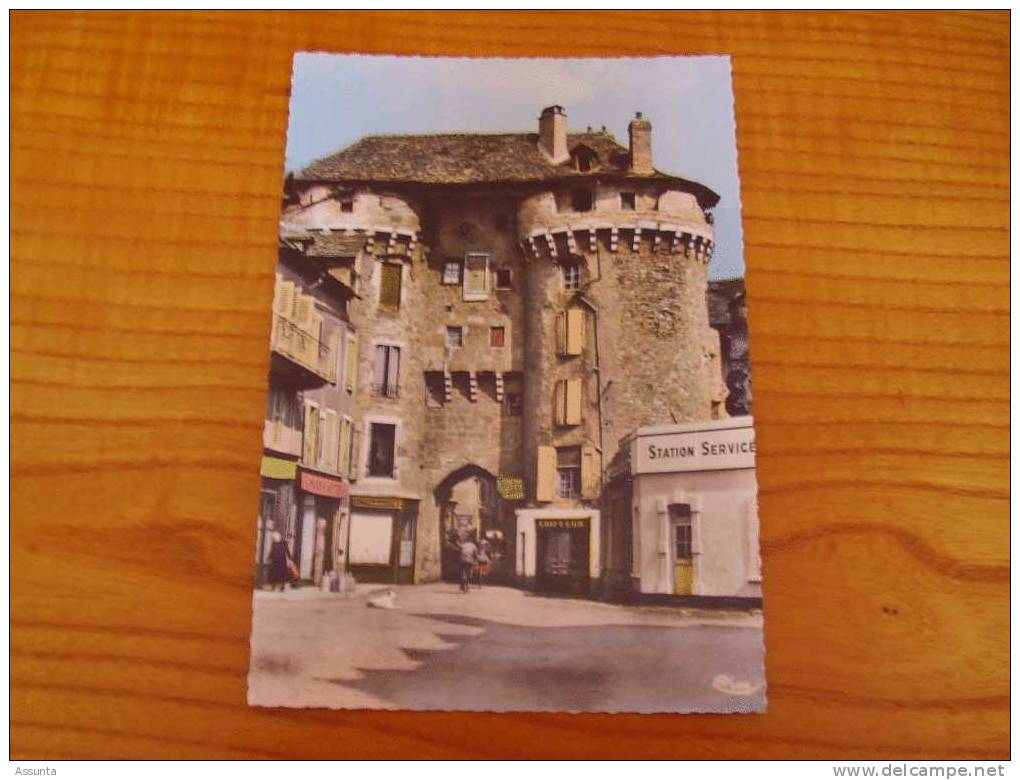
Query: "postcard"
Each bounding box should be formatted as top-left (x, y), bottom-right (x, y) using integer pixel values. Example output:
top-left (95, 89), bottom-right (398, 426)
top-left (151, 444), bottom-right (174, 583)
top-left (247, 54), bottom-right (763, 713)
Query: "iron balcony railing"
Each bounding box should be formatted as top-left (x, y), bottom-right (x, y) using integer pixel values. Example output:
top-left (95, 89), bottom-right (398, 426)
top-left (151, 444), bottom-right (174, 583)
top-left (271, 314), bottom-right (334, 382)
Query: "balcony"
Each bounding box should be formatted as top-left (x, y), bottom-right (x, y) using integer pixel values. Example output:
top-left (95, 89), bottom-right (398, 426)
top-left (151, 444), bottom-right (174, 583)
top-left (263, 418), bottom-right (302, 458)
top-left (270, 314), bottom-right (334, 388)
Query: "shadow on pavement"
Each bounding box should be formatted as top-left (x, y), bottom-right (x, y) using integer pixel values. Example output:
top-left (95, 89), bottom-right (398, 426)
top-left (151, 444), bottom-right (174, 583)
top-left (323, 612), bottom-right (766, 713)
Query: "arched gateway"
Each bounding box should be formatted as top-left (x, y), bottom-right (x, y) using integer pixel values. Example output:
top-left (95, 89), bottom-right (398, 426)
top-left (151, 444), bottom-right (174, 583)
top-left (434, 464), bottom-right (516, 584)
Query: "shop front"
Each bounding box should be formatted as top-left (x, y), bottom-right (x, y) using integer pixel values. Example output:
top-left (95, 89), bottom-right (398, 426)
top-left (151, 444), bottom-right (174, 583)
top-left (627, 416), bottom-right (760, 602)
top-left (255, 455), bottom-right (299, 587)
top-left (296, 468), bottom-right (350, 585)
top-left (514, 508), bottom-right (601, 596)
top-left (346, 495), bottom-right (420, 584)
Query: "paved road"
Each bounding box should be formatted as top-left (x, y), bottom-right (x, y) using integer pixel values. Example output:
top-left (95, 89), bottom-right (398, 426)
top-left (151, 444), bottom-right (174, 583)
top-left (248, 584), bottom-right (766, 713)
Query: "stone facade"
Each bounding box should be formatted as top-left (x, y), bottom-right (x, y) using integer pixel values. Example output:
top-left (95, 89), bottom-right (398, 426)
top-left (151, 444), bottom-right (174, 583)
top-left (273, 106), bottom-right (726, 590)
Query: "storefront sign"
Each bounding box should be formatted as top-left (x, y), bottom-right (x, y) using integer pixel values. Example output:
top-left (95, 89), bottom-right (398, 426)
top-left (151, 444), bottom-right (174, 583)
top-left (260, 456), bottom-right (298, 480)
top-left (536, 518), bottom-right (589, 529)
top-left (633, 421), bottom-right (756, 474)
top-left (300, 469), bottom-right (349, 499)
top-left (352, 495), bottom-right (404, 511)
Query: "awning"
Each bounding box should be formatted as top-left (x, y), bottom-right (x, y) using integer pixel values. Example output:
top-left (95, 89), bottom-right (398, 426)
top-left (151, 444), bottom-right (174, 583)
top-left (260, 456), bottom-right (298, 480)
top-left (300, 469), bottom-right (349, 499)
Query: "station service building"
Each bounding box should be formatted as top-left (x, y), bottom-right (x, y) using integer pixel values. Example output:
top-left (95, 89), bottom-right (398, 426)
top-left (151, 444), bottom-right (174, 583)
top-left (258, 104), bottom-right (758, 600)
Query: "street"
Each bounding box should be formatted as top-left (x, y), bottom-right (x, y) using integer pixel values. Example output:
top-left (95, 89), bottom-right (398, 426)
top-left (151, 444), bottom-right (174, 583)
top-left (247, 583), bottom-right (766, 713)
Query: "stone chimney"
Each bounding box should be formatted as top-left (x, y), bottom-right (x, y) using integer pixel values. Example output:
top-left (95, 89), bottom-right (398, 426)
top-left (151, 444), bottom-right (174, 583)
top-left (628, 111), bottom-right (653, 174)
top-left (538, 105), bottom-right (569, 164)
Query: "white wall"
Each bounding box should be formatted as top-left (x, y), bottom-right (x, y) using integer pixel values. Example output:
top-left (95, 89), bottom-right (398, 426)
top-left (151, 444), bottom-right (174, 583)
top-left (633, 468), bottom-right (759, 597)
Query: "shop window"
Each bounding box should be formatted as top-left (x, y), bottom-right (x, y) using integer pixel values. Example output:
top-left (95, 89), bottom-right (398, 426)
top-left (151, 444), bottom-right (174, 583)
top-left (463, 252), bottom-right (490, 301)
top-left (571, 189), bottom-right (594, 212)
top-left (368, 423), bottom-right (396, 478)
top-left (447, 326), bottom-right (464, 348)
top-left (371, 345), bottom-right (401, 398)
top-left (379, 262), bottom-right (402, 308)
top-left (494, 268), bottom-right (513, 289)
top-left (556, 446), bottom-right (581, 499)
top-left (442, 260), bottom-right (462, 285)
top-left (561, 260), bottom-right (583, 291)
top-left (620, 192), bottom-right (636, 210)
top-left (490, 326), bottom-right (505, 348)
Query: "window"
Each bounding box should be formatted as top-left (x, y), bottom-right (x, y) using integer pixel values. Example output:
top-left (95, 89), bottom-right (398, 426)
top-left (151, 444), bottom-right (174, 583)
top-left (446, 326), bottom-right (463, 348)
top-left (556, 309), bottom-right (584, 355)
top-left (489, 326), bottom-right (505, 348)
top-left (340, 199), bottom-right (354, 213)
top-left (371, 344), bottom-right (401, 398)
top-left (302, 401), bottom-right (320, 466)
top-left (554, 378), bottom-right (582, 427)
top-left (571, 189), bottom-right (594, 212)
top-left (556, 446), bottom-right (581, 499)
top-left (442, 260), bottom-right (462, 285)
top-left (322, 409), bottom-right (339, 472)
top-left (379, 262), bottom-right (402, 307)
top-left (503, 392), bottom-right (523, 417)
top-left (620, 192), bottom-right (636, 210)
top-left (494, 268), bottom-right (513, 289)
top-left (561, 261), bottom-right (582, 291)
top-left (463, 253), bottom-right (489, 301)
top-left (367, 423), bottom-right (396, 478)
top-left (343, 333), bottom-right (359, 394)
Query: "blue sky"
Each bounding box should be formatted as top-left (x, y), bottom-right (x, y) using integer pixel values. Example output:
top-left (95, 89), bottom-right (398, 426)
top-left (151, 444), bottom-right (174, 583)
top-left (285, 54), bottom-right (744, 280)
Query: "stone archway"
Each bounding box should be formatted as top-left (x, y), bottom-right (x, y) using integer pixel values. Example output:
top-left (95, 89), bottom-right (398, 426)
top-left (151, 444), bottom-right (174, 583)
top-left (434, 464), bottom-right (512, 583)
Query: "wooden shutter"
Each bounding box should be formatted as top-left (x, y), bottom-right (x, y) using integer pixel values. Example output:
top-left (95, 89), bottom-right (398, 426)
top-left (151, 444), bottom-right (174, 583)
top-left (535, 445), bottom-right (557, 502)
top-left (556, 378), bottom-right (581, 426)
top-left (327, 329), bottom-right (340, 383)
top-left (345, 333), bottom-right (359, 393)
top-left (338, 417), bottom-right (352, 475)
top-left (275, 278), bottom-right (295, 317)
top-left (556, 312), bottom-right (567, 355)
top-left (580, 444), bottom-right (601, 499)
top-left (307, 310), bottom-right (323, 368)
top-left (386, 347), bottom-right (401, 395)
top-left (323, 409), bottom-right (338, 471)
top-left (380, 262), bottom-right (402, 307)
top-left (302, 402), bottom-right (318, 465)
top-left (566, 309), bottom-right (584, 355)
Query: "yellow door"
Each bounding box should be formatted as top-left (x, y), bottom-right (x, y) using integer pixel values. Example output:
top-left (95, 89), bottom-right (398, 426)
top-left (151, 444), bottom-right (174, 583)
top-left (673, 512), bottom-right (694, 595)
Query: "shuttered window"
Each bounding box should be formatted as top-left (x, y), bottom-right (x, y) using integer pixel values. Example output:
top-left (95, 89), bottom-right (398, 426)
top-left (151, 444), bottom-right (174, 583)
top-left (338, 417), bottom-right (353, 475)
top-left (322, 409), bottom-right (339, 472)
top-left (554, 378), bottom-right (582, 426)
top-left (556, 309), bottom-right (584, 356)
top-left (379, 262), bottom-right (402, 307)
top-left (302, 401), bottom-right (319, 466)
top-left (344, 333), bottom-right (359, 394)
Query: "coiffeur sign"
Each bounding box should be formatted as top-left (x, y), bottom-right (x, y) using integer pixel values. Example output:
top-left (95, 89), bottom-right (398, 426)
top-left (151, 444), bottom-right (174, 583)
top-left (299, 469), bottom-right (349, 498)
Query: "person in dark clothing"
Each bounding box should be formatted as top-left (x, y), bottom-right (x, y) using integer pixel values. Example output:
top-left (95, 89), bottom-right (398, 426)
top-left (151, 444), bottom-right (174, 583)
top-left (267, 531), bottom-right (293, 592)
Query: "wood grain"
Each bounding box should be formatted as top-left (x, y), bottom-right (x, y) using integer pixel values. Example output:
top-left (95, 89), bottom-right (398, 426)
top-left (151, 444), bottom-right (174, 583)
top-left (10, 10), bottom-right (1009, 759)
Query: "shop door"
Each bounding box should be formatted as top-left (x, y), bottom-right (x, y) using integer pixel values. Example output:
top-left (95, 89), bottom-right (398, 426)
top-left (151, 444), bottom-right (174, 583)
top-left (536, 519), bottom-right (590, 595)
top-left (671, 506), bottom-right (694, 596)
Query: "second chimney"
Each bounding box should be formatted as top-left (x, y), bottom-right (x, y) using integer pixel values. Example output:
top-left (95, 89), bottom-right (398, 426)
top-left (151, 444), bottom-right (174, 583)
top-left (629, 111), bottom-right (653, 174)
top-left (538, 105), bottom-right (569, 164)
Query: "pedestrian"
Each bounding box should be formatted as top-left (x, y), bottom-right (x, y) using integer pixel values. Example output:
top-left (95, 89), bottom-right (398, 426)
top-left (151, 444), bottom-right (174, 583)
top-left (476, 538), bottom-right (492, 589)
top-left (458, 533), bottom-right (478, 594)
top-left (267, 531), bottom-right (293, 592)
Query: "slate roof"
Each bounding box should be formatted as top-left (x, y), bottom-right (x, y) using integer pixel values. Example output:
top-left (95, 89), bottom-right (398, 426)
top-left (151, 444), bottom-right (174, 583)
top-left (293, 131), bottom-right (720, 209)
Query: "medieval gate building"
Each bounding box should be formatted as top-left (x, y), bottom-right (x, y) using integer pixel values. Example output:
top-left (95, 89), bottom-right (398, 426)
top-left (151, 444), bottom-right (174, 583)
top-left (270, 105), bottom-right (727, 594)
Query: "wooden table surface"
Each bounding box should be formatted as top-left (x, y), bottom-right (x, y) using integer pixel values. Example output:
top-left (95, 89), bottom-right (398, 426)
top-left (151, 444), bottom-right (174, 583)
top-left (10, 10), bottom-right (1009, 760)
